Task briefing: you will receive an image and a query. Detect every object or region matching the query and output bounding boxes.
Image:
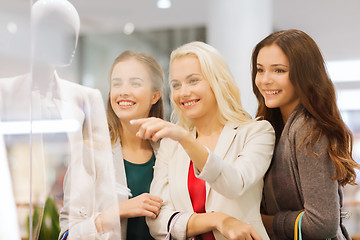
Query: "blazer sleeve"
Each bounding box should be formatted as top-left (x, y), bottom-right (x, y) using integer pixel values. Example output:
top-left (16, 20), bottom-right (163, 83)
top-left (273, 121), bottom-right (340, 239)
top-left (59, 88), bottom-right (121, 240)
top-left (146, 138), bottom-right (193, 240)
top-left (195, 120), bottom-right (275, 199)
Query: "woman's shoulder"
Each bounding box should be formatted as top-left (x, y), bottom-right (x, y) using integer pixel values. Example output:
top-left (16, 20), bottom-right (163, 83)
top-left (287, 111), bottom-right (316, 137)
top-left (287, 111), bottom-right (330, 151)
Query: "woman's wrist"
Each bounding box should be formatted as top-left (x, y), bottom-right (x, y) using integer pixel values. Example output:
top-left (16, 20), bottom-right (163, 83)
top-left (187, 212), bottom-right (216, 237)
top-left (177, 129), bottom-right (193, 146)
top-left (213, 212), bottom-right (229, 232)
top-left (118, 201), bottom-right (126, 219)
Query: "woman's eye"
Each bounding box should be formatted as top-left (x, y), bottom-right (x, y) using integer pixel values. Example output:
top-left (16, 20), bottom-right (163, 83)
top-left (189, 78), bottom-right (199, 84)
top-left (275, 69), bottom-right (286, 73)
top-left (171, 83), bottom-right (181, 89)
top-left (131, 82), bottom-right (141, 87)
top-left (256, 68), bottom-right (264, 73)
top-left (111, 79), bottom-right (123, 87)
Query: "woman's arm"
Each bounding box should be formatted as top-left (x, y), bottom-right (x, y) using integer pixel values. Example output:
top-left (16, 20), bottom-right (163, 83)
top-left (131, 118), bottom-right (275, 198)
top-left (187, 212), bottom-right (262, 240)
top-left (145, 134), bottom-right (266, 240)
top-left (130, 117), bottom-right (209, 171)
top-left (94, 193), bottom-right (162, 233)
top-left (272, 123), bottom-right (340, 239)
top-left (195, 121), bottom-right (275, 198)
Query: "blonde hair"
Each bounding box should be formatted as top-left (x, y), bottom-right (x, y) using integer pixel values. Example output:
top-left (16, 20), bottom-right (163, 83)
top-left (169, 41), bottom-right (252, 130)
top-left (107, 51), bottom-right (165, 144)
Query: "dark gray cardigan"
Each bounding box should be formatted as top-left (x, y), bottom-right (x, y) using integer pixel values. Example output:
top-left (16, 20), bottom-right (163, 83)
top-left (261, 107), bottom-right (350, 240)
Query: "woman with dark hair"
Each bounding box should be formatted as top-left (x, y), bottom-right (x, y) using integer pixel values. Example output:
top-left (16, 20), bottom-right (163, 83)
top-left (252, 29), bottom-right (359, 240)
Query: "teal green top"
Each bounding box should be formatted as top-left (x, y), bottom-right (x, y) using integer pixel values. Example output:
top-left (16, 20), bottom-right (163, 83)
top-left (124, 153), bottom-right (155, 240)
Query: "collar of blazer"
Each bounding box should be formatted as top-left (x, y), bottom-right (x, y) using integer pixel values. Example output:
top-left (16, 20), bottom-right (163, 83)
top-left (112, 141), bottom-right (131, 199)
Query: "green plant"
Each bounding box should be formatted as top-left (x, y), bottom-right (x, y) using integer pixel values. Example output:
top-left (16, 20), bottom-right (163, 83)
top-left (27, 197), bottom-right (61, 240)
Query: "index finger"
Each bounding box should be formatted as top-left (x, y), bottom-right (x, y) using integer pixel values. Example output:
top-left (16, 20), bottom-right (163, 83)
top-left (130, 118), bottom-right (150, 126)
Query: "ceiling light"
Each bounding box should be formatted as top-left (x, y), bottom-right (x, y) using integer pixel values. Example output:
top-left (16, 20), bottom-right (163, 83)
top-left (157, 0), bottom-right (171, 9)
top-left (7, 22), bottom-right (18, 34)
top-left (123, 22), bottom-right (135, 35)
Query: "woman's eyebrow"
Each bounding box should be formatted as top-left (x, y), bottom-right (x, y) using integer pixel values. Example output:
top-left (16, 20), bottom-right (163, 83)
top-left (129, 77), bottom-right (144, 82)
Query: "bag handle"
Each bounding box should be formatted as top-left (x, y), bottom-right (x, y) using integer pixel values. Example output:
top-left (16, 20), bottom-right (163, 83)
top-left (295, 211), bottom-right (331, 240)
top-left (294, 211), bottom-right (304, 240)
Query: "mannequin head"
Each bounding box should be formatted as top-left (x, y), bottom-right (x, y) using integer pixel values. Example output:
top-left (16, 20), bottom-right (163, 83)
top-left (31, 0), bottom-right (80, 67)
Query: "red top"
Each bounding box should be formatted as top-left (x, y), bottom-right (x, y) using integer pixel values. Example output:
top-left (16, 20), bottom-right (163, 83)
top-left (188, 161), bottom-right (216, 240)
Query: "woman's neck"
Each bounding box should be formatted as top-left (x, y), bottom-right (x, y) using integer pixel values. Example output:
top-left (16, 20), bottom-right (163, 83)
top-left (193, 117), bottom-right (224, 152)
top-left (119, 120), bottom-right (153, 164)
top-left (194, 114), bottom-right (224, 137)
top-left (195, 122), bottom-right (224, 138)
top-left (280, 101), bottom-right (300, 124)
top-left (120, 121), bottom-right (151, 151)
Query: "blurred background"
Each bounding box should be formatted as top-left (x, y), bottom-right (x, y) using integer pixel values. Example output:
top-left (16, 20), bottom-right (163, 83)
top-left (1, 0), bottom-right (359, 239)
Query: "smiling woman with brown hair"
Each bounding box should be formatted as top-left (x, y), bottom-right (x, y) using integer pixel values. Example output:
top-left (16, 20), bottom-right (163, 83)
top-left (252, 29), bottom-right (359, 240)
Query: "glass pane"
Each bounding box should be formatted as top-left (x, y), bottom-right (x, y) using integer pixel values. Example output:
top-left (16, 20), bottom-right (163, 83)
top-left (0, 0), bottom-right (32, 239)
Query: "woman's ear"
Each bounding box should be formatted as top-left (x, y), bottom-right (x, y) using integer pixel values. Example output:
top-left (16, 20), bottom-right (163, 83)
top-left (151, 91), bottom-right (162, 105)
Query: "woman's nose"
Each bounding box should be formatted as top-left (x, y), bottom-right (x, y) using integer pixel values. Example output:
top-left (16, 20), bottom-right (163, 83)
top-left (179, 84), bottom-right (191, 97)
top-left (260, 72), bottom-right (272, 85)
top-left (118, 83), bottom-right (130, 96)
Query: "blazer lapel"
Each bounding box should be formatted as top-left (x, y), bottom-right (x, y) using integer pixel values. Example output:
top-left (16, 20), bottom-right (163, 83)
top-left (112, 143), bottom-right (128, 194)
top-left (213, 122), bottom-right (237, 159)
top-left (175, 133), bottom-right (195, 212)
top-left (206, 122), bottom-right (237, 200)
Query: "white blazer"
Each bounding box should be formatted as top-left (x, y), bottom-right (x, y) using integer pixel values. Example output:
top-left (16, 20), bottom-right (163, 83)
top-left (147, 120), bottom-right (275, 240)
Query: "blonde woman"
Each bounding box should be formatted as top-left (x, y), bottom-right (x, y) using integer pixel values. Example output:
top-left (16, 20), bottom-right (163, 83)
top-left (131, 42), bottom-right (275, 240)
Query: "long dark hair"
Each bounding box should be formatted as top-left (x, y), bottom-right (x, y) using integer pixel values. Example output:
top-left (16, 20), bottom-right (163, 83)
top-left (251, 29), bottom-right (359, 186)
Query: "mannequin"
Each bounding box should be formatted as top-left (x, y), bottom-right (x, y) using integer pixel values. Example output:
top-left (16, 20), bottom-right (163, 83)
top-left (32, 1), bottom-right (123, 240)
top-left (0, 0), bottom-right (122, 239)
top-left (31, 0), bottom-right (79, 96)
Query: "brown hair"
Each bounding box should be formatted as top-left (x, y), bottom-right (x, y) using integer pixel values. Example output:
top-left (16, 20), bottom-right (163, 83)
top-left (107, 50), bottom-right (164, 145)
top-left (251, 29), bottom-right (359, 186)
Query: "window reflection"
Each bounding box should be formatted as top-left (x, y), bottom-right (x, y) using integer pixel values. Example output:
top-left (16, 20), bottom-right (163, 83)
top-left (1, 0), bottom-right (360, 238)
